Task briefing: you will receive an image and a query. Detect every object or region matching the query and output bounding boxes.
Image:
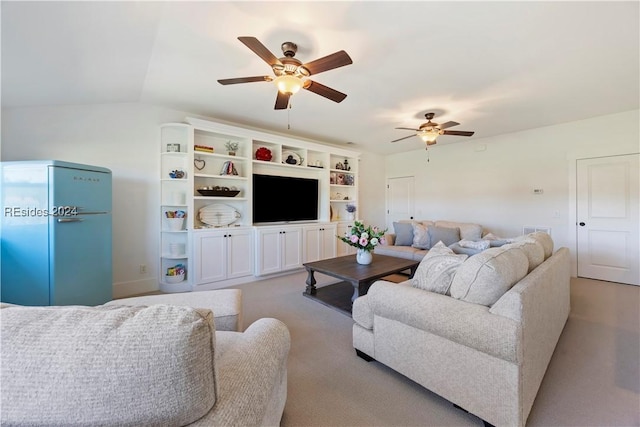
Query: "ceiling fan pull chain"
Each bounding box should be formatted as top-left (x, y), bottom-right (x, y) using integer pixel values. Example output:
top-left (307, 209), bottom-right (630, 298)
top-left (287, 102), bottom-right (292, 130)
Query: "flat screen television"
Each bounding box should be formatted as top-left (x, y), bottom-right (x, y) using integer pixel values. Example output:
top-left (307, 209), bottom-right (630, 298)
top-left (253, 174), bottom-right (319, 223)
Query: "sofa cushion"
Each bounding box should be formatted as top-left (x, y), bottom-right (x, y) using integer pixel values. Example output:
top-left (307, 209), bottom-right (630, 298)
top-left (502, 239), bottom-right (545, 272)
top-left (435, 220), bottom-right (483, 241)
top-left (428, 225), bottom-right (461, 247)
top-left (375, 244), bottom-right (423, 260)
top-left (0, 304), bottom-right (217, 426)
top-left (518, 231), bottom-right (554, 259)
top-left (412, 223), bottom-right (431, 249)
top-left (412, 242), bottom-right (468, 294)
top-left (393, 222), bottom-right (414, 246)
top-left (449, 246), bottom-right (529, 306)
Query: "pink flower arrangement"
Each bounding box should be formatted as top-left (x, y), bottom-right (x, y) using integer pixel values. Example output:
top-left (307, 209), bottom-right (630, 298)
top-left (337, 220), bottom-right (387, 252)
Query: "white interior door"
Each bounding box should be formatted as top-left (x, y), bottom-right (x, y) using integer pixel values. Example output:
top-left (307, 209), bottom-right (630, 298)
top-left (577, 154), bottom-right (639, 285)
top-left (386, 176), bottom-right (414, 230)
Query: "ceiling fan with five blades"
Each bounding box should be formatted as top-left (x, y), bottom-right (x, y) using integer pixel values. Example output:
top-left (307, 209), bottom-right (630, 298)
top-left (218, 36), bottom-right (353, 110)
top-left (392, 113), bottom-right (475, 147)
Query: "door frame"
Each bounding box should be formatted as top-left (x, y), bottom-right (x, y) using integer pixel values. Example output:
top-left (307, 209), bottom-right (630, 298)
top-left (568, 146), bottom-right (640, 278)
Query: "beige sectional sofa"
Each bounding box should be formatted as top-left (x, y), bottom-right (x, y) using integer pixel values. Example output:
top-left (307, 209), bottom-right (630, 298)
top-left (375, 219), bottom-right (485, 260)
top-left (1, 290), bottom-right (290, 427)
top-left (353, 232), bottom-right (570, 427)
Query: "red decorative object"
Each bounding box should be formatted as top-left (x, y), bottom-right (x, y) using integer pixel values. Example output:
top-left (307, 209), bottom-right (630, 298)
top-left (255, 147), bottom-right (272, 161)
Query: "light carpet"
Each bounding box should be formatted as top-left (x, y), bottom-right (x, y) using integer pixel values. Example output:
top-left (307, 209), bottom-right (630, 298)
top-left (226, 272), bottom-right (639, 427)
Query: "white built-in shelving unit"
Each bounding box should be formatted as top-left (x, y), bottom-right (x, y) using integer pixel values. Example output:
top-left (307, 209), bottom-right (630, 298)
top-left (159, 117), bottom-right (360, 292)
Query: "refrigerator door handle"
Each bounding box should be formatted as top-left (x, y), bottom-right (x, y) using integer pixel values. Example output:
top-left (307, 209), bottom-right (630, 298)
top-left (57, 218), bottom-right (84, 223)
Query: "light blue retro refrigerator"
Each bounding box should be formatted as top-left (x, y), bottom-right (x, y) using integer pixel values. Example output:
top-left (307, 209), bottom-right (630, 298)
top-left (1, 160), bottom-right (112, 306)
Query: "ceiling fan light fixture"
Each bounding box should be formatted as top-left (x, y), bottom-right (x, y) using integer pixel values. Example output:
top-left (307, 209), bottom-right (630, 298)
top-left (418, 129), bottom-right (439, 144)
top-left (274, 75), bottom-right (303, 95)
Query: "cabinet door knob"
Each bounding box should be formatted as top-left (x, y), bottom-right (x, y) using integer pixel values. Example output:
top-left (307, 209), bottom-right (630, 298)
top-left (579, 222), bottom-right (586, 226)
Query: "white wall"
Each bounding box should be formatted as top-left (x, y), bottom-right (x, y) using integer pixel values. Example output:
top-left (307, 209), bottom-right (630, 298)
top-left (385, 109), bottom-right (640, 274)
top-left (357, 150), bottom-right (386, 229)
top-left (1, 103), bottom-right (388, 296)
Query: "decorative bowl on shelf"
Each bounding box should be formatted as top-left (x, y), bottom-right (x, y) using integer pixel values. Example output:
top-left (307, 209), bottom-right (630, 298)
top-left (197, 186), bottom-right (240, 197)
top-left (255, 147), bottom-right (272, 161)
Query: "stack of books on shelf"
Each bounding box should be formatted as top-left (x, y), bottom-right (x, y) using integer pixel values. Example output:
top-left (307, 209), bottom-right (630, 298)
top-left (220, 161), bottom-right (238, 176)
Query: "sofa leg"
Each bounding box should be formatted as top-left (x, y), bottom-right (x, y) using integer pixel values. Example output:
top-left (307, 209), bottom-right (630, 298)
top-left (452, 404), bottom-right (495, 427)
top-left (355, 349), bottom-right (374, 362)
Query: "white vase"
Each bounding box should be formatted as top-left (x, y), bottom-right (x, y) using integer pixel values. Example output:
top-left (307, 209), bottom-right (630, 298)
top-left (356, 248), bottom-right (373, 265)
top-left (346, 212), bottom-right (355, 221)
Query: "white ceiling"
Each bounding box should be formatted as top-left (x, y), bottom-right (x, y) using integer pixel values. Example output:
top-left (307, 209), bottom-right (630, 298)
top-left (2, 1), bottom-right (638, 155)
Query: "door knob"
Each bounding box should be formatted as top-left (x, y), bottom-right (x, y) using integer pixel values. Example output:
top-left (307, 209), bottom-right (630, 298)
top-left (579, 222), bottom-right (586, 226)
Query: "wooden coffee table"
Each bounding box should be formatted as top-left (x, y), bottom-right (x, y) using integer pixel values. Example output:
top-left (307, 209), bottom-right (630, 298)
top-left (303, 254), bottom-right (420, 304)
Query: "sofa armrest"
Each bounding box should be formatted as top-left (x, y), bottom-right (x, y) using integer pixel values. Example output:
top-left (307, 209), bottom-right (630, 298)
top-left (383, 233), bottom-right (396, 246)
top-left (191, 318), bottom-right (291, 427)
top-left (355, 280), bottom-right (521, 362)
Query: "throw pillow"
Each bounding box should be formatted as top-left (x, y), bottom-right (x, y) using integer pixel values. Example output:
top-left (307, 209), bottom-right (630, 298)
top-left (428, 225), bottom-right (461, 247)
top-left (412, 223), bottom-right (430, 249)
top-left (449, 242), bottom-right (483, 256)
top-left (502, 239), bottom-right (545, 272)
top-left (458, 239), bottom-right (490, 250)
top-left (482, 232), bottom-right (514, 247)
top-left (393, 222), bottom-right (414, 246)
top-left (449, 246), bottom-right (529, 307)
top-left (412, 242), bottom-right (468, 295)
top-left (517, 231), bottom-right (554, 259)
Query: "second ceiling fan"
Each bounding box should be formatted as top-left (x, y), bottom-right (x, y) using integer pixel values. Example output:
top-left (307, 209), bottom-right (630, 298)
top-left (218, 36), bottom-right (353, 110)
top-left (392, 113), bottom-right (475, 146)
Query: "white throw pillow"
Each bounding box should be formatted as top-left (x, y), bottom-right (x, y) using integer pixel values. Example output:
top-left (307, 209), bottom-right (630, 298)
top-left (412, 242), bottom-right (468, 295)
top-left (449, 246), bottom-right (529, 306)
top-left (412, 223), bottom-right (430, 249)
top-left (458, 239), bottom-right (490, 250)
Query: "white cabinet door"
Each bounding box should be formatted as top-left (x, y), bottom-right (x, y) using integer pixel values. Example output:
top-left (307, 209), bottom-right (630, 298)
top-left (256, 228), bottom-right (283, 276)
top-left (303, 226), bottom-right (322, 263)
top-left (321, 225), bottom-right (337, 259)
top-left (304, 224), bottom-right (337, 262)
top-left (281, 227), bottom-right (303, 271)
top-left (227, 229), bottom-right (253, 279)
top-left (193, 231), bottom-right (226, 284)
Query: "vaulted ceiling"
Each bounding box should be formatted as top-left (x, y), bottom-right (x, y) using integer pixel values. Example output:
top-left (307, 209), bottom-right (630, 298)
top-left (2, 1), bottom-right (638, 155)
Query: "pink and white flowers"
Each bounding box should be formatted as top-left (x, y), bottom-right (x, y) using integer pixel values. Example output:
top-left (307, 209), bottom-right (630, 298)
top-left (338, 221), bottom-right (387, 252)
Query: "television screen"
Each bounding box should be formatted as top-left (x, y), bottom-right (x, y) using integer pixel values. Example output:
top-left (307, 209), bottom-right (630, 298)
top-left (253, 174), bottom-right (319, 223)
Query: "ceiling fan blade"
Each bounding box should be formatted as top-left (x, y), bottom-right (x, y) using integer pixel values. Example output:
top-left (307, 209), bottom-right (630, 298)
top-left (391, 134), bottom-right (417, 143)
top-left (395, 127), bottom-right (421, 132)
top-left (438, 121), bottom-right (460, 130)
top-left (303, 50), bottom-right (353, 75)
top-left (303, 80), bottom-right (347, 103)
top-left (217, 76), bottom-right (272, 85)
top-left (274, 91), bottom-right (290, 110)
top-left (237, 36), bottom-right (282, 67)
top-left (442, 130), bottom-right (475, 137)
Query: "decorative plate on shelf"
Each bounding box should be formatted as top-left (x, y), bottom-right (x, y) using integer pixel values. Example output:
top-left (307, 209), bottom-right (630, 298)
top-left (282, 151), bottom-right (302, 165)
top-left (199, 204), bottom-right (241, 227)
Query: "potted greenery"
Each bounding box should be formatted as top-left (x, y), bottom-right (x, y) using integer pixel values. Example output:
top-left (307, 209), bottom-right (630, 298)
top-left (225, 141), bottom-right (239, 156)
